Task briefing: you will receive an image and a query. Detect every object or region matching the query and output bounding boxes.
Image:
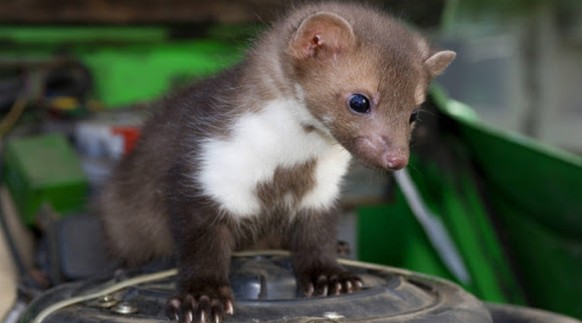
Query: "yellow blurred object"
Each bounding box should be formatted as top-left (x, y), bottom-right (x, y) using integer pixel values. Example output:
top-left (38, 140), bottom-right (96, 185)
top-left (50, 96), bottom-right (78, 110)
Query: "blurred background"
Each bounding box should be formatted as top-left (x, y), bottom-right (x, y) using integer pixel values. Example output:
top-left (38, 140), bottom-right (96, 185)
top-left (0, 0), bottom-right (581, 322)
top-left (439, 0), bottom-right (582, 154)
top-left (2, 0), bottom-right (581, 153)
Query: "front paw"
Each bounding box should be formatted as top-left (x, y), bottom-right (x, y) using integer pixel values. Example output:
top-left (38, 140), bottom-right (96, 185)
top-left (166, 284), bottom-right (234, 323)
top-left (298, 268), bottom-right (363, 297)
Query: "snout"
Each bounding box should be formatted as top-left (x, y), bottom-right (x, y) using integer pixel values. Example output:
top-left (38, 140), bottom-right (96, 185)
top-left (353, 136), bottom-right (409, 171)
top-left (383, 151), bottom-right (409, 170)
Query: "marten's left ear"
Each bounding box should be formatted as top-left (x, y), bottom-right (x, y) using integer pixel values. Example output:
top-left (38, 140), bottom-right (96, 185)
top-left (425, 50), bottom-right (456, 77)
top-left (288, 12), bottom-right (356, 60)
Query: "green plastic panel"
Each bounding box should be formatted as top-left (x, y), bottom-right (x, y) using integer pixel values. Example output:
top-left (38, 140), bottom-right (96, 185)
top-left (432, 88), bottom-right (582, 319)
top-left (0, 26), bottom-right (246, 107)
top-left (358, 152), bottom-right (525, 305)
top-left (80, 40), bottom-right (242, 107)
top-left (2, 134), bottom-right (88, 225)
top-left (0, 26), bottom-right (167, 44)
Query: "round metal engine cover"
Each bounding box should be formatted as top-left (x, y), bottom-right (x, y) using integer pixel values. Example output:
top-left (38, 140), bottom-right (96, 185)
top-left (22, 253), bottom-right (492, 323)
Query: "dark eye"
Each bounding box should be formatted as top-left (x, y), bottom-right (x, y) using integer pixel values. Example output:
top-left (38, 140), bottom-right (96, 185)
top-left (348, 94), bottom-right (371, 114)
top-left (409, 109), bottom-right (420, 124)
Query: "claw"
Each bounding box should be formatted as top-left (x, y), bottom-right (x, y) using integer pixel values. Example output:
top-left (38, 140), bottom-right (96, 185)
top-left (345, 281), bottom-right (352, 293)
top-left (167, 287), bottom-right (233, 323)
top-left (170, 298), bottom-right (181, 308)
top-left (225, 301), bottom-right (234, 315)
top-left (167, 301), bottom-right (180, 321)
top-left (300, 270), bottom-right (362, 299)
top-left (305, 282), bottom-right (315, 296)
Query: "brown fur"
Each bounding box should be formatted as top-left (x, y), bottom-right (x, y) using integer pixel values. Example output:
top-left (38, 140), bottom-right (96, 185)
top-left (97, 2), bottom-right (455, 322)
top-left (256, 160), bottom-right (317, 210)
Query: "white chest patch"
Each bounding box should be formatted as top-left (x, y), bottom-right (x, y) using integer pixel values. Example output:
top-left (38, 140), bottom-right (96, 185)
top-left (196, 98), bottom-right (351, 218)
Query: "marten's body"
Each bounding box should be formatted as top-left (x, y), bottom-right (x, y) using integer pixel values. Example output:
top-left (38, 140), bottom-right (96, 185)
top-left (98, 3), bottom-right (455, 322)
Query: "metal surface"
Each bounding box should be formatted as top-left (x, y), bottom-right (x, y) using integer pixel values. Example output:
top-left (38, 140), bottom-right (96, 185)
top-left (91, 295), bottom-right (118, 308)
top-left (111, 302), bottom-right (138, 315)
top-left (486, 303), bottom-right (582, 323)
top-left (21, 253), bottom-right (492, 323)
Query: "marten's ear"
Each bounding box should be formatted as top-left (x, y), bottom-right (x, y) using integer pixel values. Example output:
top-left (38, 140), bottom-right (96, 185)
top-left (425, 50), bottom-right (456, 77)
top-left (288, 12), bottom-right (356, 60)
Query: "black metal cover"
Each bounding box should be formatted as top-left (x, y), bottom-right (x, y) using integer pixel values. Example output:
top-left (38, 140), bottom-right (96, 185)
top-left (22, 253), bottom-right (582, 323)
top-left (21, 253), bottom-right (493, 322)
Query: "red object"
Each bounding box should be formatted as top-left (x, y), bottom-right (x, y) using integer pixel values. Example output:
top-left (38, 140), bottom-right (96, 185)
top-left (111, 126), bottom-right (141, 155)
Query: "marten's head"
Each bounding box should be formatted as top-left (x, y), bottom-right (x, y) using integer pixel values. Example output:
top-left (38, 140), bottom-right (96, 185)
top-left (285, 3), bottom-right (455, 170)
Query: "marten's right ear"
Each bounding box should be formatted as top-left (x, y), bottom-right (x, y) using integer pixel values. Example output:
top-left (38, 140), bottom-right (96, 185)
top-left (288, 12), bottom-right (356, 60)
top-left (425, 50), bottom-right (456, 77)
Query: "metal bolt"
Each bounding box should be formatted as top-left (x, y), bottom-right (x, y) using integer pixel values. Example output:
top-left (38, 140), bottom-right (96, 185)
top-left (92, 295), bottom-right (118, 308)
top-left (323, 312), bottom-right (344, 320)
top-left (111, 302), bottom-right (138, 315)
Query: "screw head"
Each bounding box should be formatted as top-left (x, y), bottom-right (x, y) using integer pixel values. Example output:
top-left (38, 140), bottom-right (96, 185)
top-left (89, 295), bottom-right (118, 308)
top-left (111, 302), bottom-right (138, 315)
top-left (323, 312), bottom-right (344, 319)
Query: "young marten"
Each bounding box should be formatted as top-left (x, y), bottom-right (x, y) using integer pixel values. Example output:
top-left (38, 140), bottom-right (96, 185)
top-left (98, 2), bottom-right (455, 322)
